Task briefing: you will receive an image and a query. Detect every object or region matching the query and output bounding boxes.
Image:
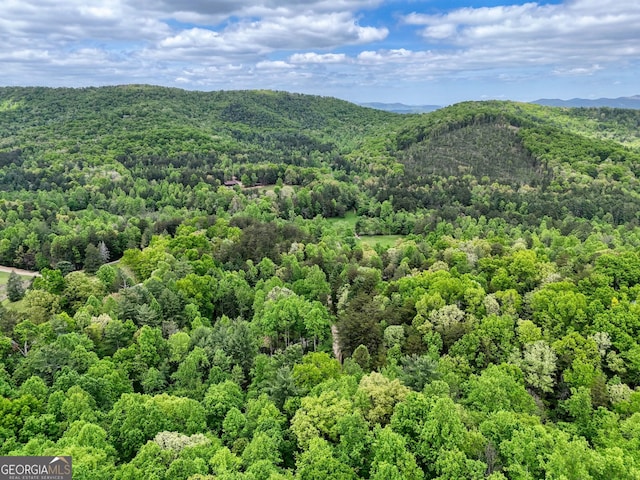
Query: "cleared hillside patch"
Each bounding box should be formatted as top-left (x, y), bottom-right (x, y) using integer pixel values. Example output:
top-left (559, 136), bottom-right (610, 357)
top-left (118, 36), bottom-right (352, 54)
top-left (398, 122), bottom-right (549, 186)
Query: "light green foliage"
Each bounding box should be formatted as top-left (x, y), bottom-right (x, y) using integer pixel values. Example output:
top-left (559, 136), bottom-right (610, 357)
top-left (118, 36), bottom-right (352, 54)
top-left (295, 437), bottom-right (357, 480)
top-left (209, 447), bottom-right (242, 475)
top-left (529, 281), bottom-right (588, 335)
top-left (291, 390), bottom-right (353, 449)
top-left (255, 288), bottom-right (330, 350)
top-left (449, 314), bottom-right (516, 369)
top-left (499, 424), bottom-right (555, 478)
top-left (417, 395), bottom-right (471, 474)
top-left (390, 391), bottom-right (432, 451)
top-left (421, 304), bottom-right (469, 350)
top-left (516, 319), bottom-right (542, 345)
top-left (203, 380), bottom-right (244, 432)
top-left (18, 375), bottom-right (49, 402)
top-left (168, 331), bottom-right (192, 362)
top-left (433, 448), bottom-right (486, 480)
top-left (241, 431), bottom-right (281, 468)
top-left (355, 372), bottom-right (410, 426)
top-left (136, 325), bottom-right (168, 368)
top-left (22, 289), bottom-right (60, 324)
top-left (333, 412), bottom-right (371, 476)
top-left (370, 426), bottom-right (423, 480)
top-left (383, 325), bottom-right (405, 349)
top-left (107, 393), bottom-right (207, 460)
top-left (520, 340), bottom-right (557, 392)
top-left (171, 346), bottom-right (210, 397)
top-left (61, 385), bottom-right (98, 423)
top-left (12, 420), bottom-right (117, 480)
top-left (222, 407), bottom-right (246, 446)
top-left (292, 352), bottom-right (341, 393)
top-left (62, 271), bottom-right (106, 314)
top-left (465, 365), bottom-right (537, 415)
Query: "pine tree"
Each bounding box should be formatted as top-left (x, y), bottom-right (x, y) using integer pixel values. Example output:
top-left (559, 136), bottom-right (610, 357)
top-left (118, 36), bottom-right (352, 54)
top-left (98, 241), bottom-right (110, 263)
top-left (7, 271), bottom-right (25, 302)
top-left (84, 243), bottom-right (103, 274)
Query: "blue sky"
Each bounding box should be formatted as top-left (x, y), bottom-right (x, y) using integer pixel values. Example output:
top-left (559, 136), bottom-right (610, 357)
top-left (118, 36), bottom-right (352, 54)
top-left (1, 0), bottom-right (638, 105)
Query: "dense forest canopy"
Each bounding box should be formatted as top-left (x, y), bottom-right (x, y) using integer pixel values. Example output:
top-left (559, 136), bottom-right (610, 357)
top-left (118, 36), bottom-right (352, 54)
top-left (2, 85), bottom-right (640, 479)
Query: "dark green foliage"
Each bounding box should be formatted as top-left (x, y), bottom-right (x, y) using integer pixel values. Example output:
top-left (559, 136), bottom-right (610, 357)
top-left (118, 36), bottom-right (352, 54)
top-left (7, 271), bottom-right (25, 302)
top-left (83, 243), bottom-right (103, 274)
top-left (338, 293), bottom-right (384, 362)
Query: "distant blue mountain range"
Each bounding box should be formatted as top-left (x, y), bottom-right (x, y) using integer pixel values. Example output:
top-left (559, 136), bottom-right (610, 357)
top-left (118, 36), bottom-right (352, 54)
top-left (532, 95), bottom-right (640, 109)
top-left (362, 95), bottom-right (640, 113)
top-left (359, 102), bottom-right (441, 113)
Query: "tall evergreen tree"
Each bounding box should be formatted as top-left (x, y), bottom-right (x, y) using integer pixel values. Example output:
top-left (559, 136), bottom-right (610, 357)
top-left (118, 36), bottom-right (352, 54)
top-left (7, 271), bottom-right (25, 302)
top-left (84, 243), bottom-right (103, 274)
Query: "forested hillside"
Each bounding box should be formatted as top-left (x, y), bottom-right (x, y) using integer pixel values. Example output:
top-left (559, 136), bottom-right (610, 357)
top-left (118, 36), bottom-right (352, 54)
top-left (2, 86), bottom-right (640, 479)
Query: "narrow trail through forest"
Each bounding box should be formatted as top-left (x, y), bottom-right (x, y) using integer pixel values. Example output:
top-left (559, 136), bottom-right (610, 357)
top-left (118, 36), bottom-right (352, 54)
top-left (331, 324), bottom-right (341, 362)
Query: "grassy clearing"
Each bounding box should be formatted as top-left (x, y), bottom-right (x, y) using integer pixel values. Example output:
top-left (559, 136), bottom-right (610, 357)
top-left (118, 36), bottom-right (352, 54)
top-left (327, 212), bottom-right (358, 231)
top-left (359, 235), bottom-right (404, 248)
top-left (1, 298), bottom-right (27, 313)
top-left (0, 271), bottom-right (33, 286)
top-left (327, 214), bottom-right (406, 248)
top-left (0, 271), bottom-right (33, 303)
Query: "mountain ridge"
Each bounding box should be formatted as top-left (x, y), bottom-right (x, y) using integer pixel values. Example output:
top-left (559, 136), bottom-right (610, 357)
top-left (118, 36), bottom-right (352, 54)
top-left (533, 94), bottom-right (640, 109)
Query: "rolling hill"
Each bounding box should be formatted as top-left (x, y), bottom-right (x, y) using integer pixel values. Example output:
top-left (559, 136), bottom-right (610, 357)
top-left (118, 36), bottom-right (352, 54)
top-left (2, 85), bottom-right (640, 270)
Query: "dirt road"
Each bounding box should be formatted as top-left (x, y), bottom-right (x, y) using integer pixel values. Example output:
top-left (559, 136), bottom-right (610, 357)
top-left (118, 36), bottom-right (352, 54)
top-left (0, 265), bottom-right (41, 277)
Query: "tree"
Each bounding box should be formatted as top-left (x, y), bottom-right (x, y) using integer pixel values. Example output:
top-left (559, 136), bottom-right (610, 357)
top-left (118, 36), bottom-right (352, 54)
top-left (7, 271), bottom-right (25, 302)
top-left (221, 407), bottom-right (246, 446)
top-left (62, 271), bottom-right (105, 314)
top-left (433, 448), bottom-right (486, 480)
top-left (400, 355), bottom-right (438, 391)
top-left (352, 345), bottom-right (371, 371)
top-left (334, 412), bottom-right (371, 476)
top-left (354, 372), bottom-right (410, 426)
top-left (293, 352), bottom-right (341, 394)
top-left (422, 304), bottom-right (469, 351)
top-left (370, 426), bottom-right (423, 480)
top-left (202, 380), bottom-right (244, 432)
top-left (98, 241), bottom-right (110, 263)
top-left (32, 268), bottom-right (65, 295)
top-left (296, 437), bottom-right (357, 480)
top-left (520, 340), bottom-right (557, 393)
top-left (84, 243), bottom-right (103, 274)
top-left (465, 365), bottom-right (537, 415)
top-left (337, 293), bottom-right (383, 362)
top-left (416, 395), bottom-right (478, 477)
top-left (291, 390), bottom-right (353, 449)
top-left (22, 289), bottom-right (60, 324)
top-left (241, 431), bottom-right (281, 468)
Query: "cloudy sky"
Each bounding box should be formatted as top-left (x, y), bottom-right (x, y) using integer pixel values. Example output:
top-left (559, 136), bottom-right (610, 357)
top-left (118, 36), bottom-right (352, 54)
top-left (1, 0), bottom-right (638, 105)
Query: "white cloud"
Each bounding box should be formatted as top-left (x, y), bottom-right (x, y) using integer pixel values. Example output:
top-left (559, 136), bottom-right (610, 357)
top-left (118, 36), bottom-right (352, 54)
top-left (0, 0), bottom-right (638, 103)
top-left (553, 64), bottom-right (604, 76)
top-left (404, 0), bottom-right (640, 71)
top-left (289, 53), bottom-right (349, 64)
top-left (152, 13), bottom-right (387, 61)
top-left (256, 60), bottom-right (293, 70)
